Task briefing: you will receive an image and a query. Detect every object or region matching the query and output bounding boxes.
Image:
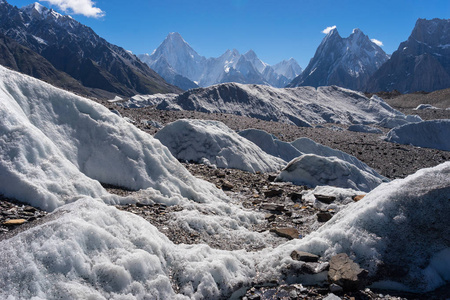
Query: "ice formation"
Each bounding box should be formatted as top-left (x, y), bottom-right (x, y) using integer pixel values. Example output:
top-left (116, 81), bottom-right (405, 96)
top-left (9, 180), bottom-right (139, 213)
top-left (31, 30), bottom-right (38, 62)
top-left (0, 65), bottom-right (449, 298)
top-left (262, 162), bottom-right (450, 293)
top-left (276, 154), bottom-right (384, 192)
top-left (386, 119), bottom-right (450, 151)
top-left (154, 119), bottom-right (286, 173)
top-left (0, 65), bottom-right (230, 210)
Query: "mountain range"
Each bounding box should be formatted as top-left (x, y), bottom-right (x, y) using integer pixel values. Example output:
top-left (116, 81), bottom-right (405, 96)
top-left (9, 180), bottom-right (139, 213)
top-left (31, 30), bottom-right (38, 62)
top-left (138, 32), bottom-right (303, 89)
top-left (288, 28), bottom-right (389, 91)
top-left (0, 0), bottom-right (448, 96)
top-left (367, 18), bottom-right (450, 93)
top-left (0, 0), bottom-right (180, 98)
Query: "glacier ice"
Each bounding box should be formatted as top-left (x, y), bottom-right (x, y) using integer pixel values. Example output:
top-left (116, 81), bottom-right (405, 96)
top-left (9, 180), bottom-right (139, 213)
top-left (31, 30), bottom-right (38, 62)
top-left (154, 119), bottom-right (286, 173)
top-left (386, 119), bottom-right (450, 151)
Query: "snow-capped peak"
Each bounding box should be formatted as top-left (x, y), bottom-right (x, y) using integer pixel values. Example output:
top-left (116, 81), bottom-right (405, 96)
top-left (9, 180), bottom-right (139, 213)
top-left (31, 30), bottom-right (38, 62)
top-left (22, 2), bottom-right (62, 20)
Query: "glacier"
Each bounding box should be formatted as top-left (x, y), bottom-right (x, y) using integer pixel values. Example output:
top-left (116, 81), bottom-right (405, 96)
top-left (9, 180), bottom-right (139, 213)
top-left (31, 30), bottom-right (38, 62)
top-left (0, 65), bottom-right (449, 298)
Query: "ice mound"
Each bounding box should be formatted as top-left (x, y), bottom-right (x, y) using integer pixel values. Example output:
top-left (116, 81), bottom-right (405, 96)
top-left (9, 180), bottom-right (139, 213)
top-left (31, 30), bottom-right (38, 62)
top-left (117, 93), bottom-right (178, 108)
top-left (377, 114), bottom-right (423, 129)
top-left (156, 83), bottom-right (408, 126)
top-left (291, 137), bottom-right (386, 181)
top-left (414, 104), bottom-right (440, 110)
top-left (262, 162), bottom-right (450, 292)
top-left (0, 65), bottom-right (227, 210)
top-left (0, 199), bottom-right (256, 299)
top-left (386, 119), bottom-right (450, 151)
top-left (238, 128), bottom-right (302, 162)
top-left (155, 119), bottom-right (286, 173)
top-left (276, 154), bottom-right (384, 192)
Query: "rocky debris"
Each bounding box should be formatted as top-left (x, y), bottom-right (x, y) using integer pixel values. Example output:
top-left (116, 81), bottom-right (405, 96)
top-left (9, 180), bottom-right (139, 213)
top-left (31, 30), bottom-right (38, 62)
top-left (317, 211), bottom-right (334, 222)
top-left (290, 250), bottom-right (320, 262)
top-left (328, 253), bottom-right (369, 291)
top-left (263, 188), bottom-right (283, 197)
top-left (3, 219), bottom-right (26, 226)
top-left (353, 194), bottom-right (366, 201)
top-left (270, 227), bottom-right (299, 240)
top-left (0, 195), bottom-right (48, 234)
top-left (220, 180), bottom-right (234, 191)
top-left (329, 283), bottom-right (343, 293)
top-left (314, 194), bottom-right (336, 204)
top-left (102, 102), bottom-right (450, 180)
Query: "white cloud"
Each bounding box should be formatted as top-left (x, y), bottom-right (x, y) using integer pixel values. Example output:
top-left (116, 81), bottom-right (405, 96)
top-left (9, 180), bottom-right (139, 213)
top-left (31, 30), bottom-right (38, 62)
top-left (40, 0), bottom-right (105, 18)
top-left (322, 25), bottom-right (336, 34)
top-left (371, 38), bottom-right (384, 47)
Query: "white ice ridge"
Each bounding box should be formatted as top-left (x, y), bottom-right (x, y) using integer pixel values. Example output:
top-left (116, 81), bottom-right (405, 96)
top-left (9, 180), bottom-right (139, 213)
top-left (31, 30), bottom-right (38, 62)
top-left (386, 119), bottom-right (450, 151)
top-left (155, 119), bottom-right (286, 173)
top-left (1, 163), bottom-right (448, 298)
top-left (0, 65), bottom-right (227, 210)
top-left (0, 199), bottom-right (257, 299)
top-left (238, 129), bottom-right (386, 181)
top-left (258, 162), bottom-right (450, 293)
top-left (276, 154), bottom-right (384, 192)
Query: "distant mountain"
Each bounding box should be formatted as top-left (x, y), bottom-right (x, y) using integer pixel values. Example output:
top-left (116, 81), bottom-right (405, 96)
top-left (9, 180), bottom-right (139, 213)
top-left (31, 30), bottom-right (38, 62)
top-left (288, 28), bottom-right (388, 91)
top-left (367, 18), bottom-right (450, 93)
top-left (0, 33), bottom-right (102, 96)
top-left (0, 1), bottom-right (180, 97)
top-left (139, 32), bottom-right (302, 88)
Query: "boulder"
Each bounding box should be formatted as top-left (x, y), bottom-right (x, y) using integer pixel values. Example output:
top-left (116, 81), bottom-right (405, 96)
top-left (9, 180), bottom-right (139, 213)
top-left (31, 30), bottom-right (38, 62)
top-left (328, 253), bottom-right (368, 291)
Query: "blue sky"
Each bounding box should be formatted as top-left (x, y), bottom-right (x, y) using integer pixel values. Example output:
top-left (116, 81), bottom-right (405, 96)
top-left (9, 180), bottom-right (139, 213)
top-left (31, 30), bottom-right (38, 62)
top-left (7, 0), bottom-right (450, 67)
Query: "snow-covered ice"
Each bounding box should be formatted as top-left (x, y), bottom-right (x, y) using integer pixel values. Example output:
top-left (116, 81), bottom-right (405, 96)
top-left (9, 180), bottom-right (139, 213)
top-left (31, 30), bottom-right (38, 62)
top-left (155, 119), bottom-right (286, 173)
top-left (290, 137), bottom-right (386, 181)
top-left (259, 162), bottom-right (450, 293)
top-left (117, 93), bottom-right (178, 108)
top-left (156, 83), bottom-right (411, 127)
top-left (0, 199), bottom-right (257, 299)
top-left (0, 65), bottom-right (449, 298)
top-left (0, 65), bottom-right (233, 210)
top-left (238, 129), bottom-right (385, 181)
top-left (377, 114), bottom-right (423, 129)
top-left (414, 104), bottom-right (440, 110)
top-left (386, 119), bottom-right (450, 151)
top-left (238, 128), bottom-right (302, 162)
top-left (275, 154), bottom-right (384, 192)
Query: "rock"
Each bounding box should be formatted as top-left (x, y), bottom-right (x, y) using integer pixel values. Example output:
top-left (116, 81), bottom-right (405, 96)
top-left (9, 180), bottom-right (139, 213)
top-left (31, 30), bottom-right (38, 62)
top-left (3, 219), bottom-right (26, 226)
top-left (267, 174), bottom-right (277, 182)
top-left (289, 192), bottom-right (302, 201)
top-left (314, 194), bottom-right (336, 204)
top-left (220, 180), bottom-right (234, 190)
top-left (270, 227), bottom-right (299, 240)
top-left (329, 283), bottom-right (343, 293)
top-left (290, 250), bottom-right (319, 262)
top-left (328, 253), bottom-right (368, 291)
top-left (260, 203), bottom-right (285, 212)
top-left (317, 212), bottom-right (333, 222)
top-left (214, 169), bottom-right (226, 178)
top-left (265, 214), bottom-right (276, 222)
top-left (263, 189), bottom-right (283, 197)
top-left (353, 194), bottom-right (365, 201)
